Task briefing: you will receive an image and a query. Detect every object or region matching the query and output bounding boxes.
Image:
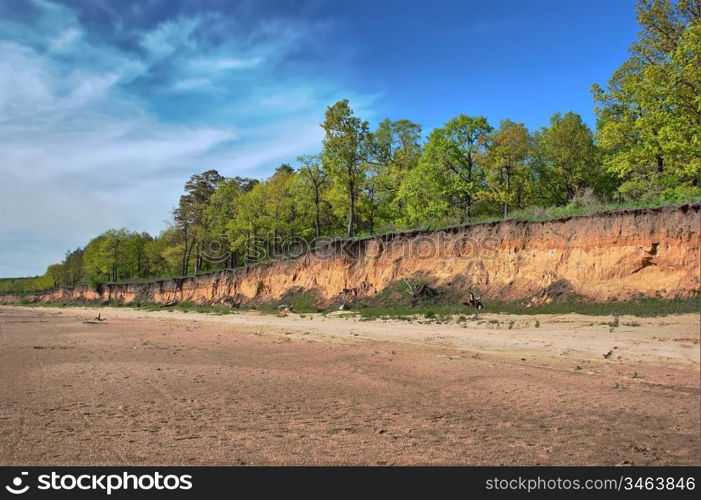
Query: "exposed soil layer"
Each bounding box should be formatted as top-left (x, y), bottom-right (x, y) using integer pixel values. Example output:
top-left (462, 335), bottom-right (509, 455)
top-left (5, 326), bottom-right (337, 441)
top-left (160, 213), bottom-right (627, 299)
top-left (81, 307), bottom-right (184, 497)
top-left (0, 306), bottom-right (698, 465)
top-left (2, 204), bottom-right (698, 308)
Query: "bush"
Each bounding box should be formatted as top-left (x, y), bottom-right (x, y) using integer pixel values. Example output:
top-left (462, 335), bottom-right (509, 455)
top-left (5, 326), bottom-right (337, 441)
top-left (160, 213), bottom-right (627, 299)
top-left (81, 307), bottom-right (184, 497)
top-left (87, 276), bottom-right (104, 291)
top-left (655, 185), bottom-right (701, 204)
top-left (568, 187), bottom-right (599, 210)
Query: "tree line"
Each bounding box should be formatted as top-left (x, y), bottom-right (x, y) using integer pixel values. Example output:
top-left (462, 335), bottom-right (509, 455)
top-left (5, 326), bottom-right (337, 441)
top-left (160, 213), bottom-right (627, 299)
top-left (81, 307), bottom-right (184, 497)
top-left (2, 0), bottom-right (698, 293)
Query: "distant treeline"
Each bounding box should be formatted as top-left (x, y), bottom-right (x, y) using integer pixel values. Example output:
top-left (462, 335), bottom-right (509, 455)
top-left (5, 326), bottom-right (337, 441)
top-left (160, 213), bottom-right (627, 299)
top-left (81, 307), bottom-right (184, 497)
top-left (2, 0), bottom-right (698, 294)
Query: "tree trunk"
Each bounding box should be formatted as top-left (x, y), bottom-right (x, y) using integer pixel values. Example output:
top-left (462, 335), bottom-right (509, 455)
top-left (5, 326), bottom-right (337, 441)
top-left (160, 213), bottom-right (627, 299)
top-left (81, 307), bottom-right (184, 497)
top-left (566, 184), bottom-right (576, 203)
top-left (183, 238), bottom-right (195, 276)
top-left (463, 195), bottom-right (472, 223)
top-left (181, 234), bottom-right (190, 276)
top-left (314, 189), bottom-right (321, 239)
top-left (503, 166), bottom-right (511, 218)
top-left (195, 246), bottom-right (201, 274)
top-left (347, 181), bottom-right (355, 238)
top-left (656, 154), bottom-right (664, 173)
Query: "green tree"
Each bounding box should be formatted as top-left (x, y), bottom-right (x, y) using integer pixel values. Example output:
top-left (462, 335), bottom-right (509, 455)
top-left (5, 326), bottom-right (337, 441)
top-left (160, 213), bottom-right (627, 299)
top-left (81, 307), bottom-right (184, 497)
top-left (532, 111), bottom-right (599, 205)
top-left (45, 263), bottom-right (64, 289)
top-left (83, 229), bottom-right (130, 283)
top-left (362, 119), bottom-right (423, 232)
top-left (147, 227), bottom-right (185, 277)
top-left (297, 154), bottom-right (328, 238)
top-left (60, 248), bottom-right (84, 288)
top-left (321, 100), bottom-right (370, 237)
top-left (483, 119), bottom-right (533, 217)
top-left (173, 170), bottom-right (224, 275)
top-left (227, 181), bottom-right (269, 264)
top-left (122, 232), bottom-right (153, 279)
top-left (592, 0), bottom-right (700, 200)
top-left (206, 176), bottom-right (259, 268)
top-left (398, 114), bottom-right (492, 225)
top-left (264, 166), bottom-right (299, 256)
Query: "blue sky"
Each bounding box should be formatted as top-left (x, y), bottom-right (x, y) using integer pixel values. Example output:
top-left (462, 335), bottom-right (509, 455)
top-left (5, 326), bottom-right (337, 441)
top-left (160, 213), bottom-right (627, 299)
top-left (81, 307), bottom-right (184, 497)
top-left (0, 0), bottom-right (639, 277)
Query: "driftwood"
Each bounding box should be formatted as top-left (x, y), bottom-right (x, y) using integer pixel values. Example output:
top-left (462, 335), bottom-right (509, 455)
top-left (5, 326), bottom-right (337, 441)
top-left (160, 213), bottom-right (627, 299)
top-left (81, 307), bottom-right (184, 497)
top-left (276, 304), bottom-right (293, 317)
top-left (462, 289), bottom-right (483, 309)
top-left (218, 295), bottom-right (242, 308)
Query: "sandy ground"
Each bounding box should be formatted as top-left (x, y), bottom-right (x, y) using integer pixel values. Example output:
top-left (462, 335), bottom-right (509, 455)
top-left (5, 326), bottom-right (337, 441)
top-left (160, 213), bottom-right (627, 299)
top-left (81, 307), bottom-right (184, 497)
top-left (0, 305), bottom-right (698, 465)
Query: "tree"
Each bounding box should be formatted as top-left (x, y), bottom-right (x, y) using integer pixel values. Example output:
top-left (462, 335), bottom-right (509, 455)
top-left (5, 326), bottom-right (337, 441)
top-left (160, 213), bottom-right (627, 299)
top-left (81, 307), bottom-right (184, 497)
top-left (398, 115), bottom-right (492, 225)
top-left (363, 119), bottom-right (423, 232)
top-left (173, 195), bottom-right (197, 276)
top-left (122, 232), bottom-right (152, 278)
top-left (592, 0), bottom-right (700, 200)
top-left (264, 166), bottom-right (299, 256)
top-left (229, 181), bottom-right (269, 264)
top-left (206, 176), bottom-right (259, 268)
top-left (483, 119), bottom-right (533, 217)
top-left (532, 112), bottom-right (599, 205)
top-left (173, 170), bottom-right (224, 275)
top-left (146, 227), bottom-right (184, 277)
top-left (45, 264), bottom-right (64, 289)
top-left (103, 229), bottom-right (129, 282)
top-left (321, 100), bottom-right (370, 237)
top-left (297, 154), bottom-right (328, 238)
top-left (60, 248), bottom-right (84, 288)
top-left (82, 229), bottom-right (130, 283)
top-left (275, 163), bottom-right (295, 176)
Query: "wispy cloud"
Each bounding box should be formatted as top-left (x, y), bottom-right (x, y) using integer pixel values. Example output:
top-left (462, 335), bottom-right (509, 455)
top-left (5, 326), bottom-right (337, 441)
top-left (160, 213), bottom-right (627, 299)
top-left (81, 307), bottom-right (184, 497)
top-left (139, 16), bottom-right (200, 59)
top-left (0, 0), bottom-right (375, 276)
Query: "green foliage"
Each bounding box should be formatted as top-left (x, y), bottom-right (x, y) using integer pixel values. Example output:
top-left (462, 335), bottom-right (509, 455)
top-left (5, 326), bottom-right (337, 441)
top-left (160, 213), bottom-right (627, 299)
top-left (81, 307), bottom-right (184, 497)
top-left (592, 0), bottom-right (700, 201)
top-left (361, 118), bottom-right (423, 233)
top-left (482, 119), bottom-right (533, 216)
top-left (532, 111), bottom-right (603, 205)
top-left (399, 114), bottom-right (492, 225)
top-left (321, 99), bottom-right (371, 237)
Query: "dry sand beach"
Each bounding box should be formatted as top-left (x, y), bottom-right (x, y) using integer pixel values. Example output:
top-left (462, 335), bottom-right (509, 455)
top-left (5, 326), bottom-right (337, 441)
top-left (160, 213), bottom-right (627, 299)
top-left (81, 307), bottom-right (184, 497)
top-left (0, 305), bottom-right (698, 465)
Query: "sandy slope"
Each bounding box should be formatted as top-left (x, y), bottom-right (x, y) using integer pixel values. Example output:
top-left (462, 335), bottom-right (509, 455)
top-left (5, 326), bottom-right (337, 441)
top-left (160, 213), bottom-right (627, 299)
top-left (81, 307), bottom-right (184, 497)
top-left (0, 305), bottom-right (698, 465)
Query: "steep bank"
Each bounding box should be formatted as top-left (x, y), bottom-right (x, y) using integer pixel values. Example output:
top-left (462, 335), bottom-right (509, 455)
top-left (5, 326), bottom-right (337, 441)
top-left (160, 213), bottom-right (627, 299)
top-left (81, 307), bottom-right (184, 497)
top-left (3, 203), bottom-right (699, 307)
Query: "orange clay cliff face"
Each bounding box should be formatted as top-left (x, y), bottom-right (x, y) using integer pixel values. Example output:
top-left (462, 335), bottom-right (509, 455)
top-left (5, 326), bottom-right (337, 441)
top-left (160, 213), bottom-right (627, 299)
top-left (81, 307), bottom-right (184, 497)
top-left (3, 203), bottom-right (699, 307)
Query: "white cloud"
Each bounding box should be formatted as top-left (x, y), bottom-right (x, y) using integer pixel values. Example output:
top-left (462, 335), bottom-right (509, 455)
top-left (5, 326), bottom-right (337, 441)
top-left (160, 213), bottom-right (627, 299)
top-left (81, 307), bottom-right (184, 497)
top-left (139, 16), bottom-right (200, 59)
top-left (171, 77), bottom-right (213, 91)
top-left (49, 27), bottom-right (81, 52)
top-left (0, 0), bottom-right (375, 277)
top-left (190, 56), bottom-right (263, 71)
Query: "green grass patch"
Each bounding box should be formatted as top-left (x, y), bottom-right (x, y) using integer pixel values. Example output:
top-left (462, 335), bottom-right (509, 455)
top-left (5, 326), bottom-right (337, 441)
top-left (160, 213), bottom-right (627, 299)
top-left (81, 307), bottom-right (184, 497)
top-left (354, 296), bottom-right (698, 320)
top-left (3, 295), bottom-right (697, 320)
top-left (485, 297), bottom-right (699, 317)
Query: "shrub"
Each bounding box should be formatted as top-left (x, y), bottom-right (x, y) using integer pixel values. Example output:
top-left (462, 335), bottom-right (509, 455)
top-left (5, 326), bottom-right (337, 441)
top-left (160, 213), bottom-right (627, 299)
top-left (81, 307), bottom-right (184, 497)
top-left (569, 187), bottom-right (599, 210)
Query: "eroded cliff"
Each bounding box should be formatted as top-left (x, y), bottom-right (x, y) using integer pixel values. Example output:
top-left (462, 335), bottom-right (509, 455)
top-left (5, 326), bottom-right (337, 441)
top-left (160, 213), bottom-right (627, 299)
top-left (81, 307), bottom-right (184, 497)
top-left (3, 203), bottom-right (699, 307)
